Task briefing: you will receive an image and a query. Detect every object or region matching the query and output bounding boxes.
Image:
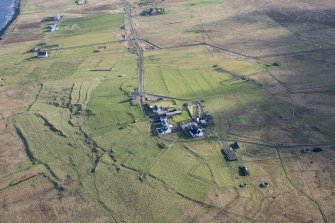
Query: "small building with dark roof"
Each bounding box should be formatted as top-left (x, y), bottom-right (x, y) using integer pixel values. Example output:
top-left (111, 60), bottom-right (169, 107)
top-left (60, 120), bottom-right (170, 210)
top-left (188, 125), bottom-right (203, 138)
top-left (239, 166), bottom-right (249, 176)
top-left (180, 121), bottom-right (196, 130)
top-left (221, 148), bottom-right (237, 161)
top-left (37, 51), bottom-right (49, 58)
top-left (156, 117), bottom-right (173, 135)
top-left (230, 142), bottom-right (240, 149)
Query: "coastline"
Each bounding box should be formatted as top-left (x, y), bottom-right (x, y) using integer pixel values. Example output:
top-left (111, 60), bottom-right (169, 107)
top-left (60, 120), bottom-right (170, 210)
top-left (0, 0), bottom-right (21, 40)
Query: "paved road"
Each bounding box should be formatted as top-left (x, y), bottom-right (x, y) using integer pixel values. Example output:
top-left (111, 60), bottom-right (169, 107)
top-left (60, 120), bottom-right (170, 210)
top-left (122, 0), bottom-right (144, 101)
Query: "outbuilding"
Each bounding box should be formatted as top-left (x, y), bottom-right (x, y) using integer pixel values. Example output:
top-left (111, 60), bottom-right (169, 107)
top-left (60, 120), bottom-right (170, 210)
top-left (221, 148), bottom-right (237, 161)
top-left (37, 51), bottom-right (49, 58)
top-left (188, 125), bottom-right (203, 138)
top-left (239, 166), bottom-right (249, 176)
top-left (49, 24), bottom-right (59, 32)
top-left (156, 117), bottom-right (173, 135)
top-left (53, 14), bottom-right (63, 21)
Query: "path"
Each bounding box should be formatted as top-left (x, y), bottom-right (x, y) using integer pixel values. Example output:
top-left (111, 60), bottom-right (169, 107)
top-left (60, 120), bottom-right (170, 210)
top-left (122, 0), bottom-right (144, 106)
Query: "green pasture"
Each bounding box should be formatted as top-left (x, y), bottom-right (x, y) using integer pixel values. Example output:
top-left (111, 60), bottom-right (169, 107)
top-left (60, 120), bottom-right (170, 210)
top-left (149, 143), bottom-right (213, 200)
top-left (143, 46), bottom-right (264, 99)
top-left (0, 14), bottom-right (124, 86)
top-left (15, 109), bottom-right (188, 222)
top-left (8, 1), bottom-right (335, 221)
top-left (59, 14), bottom-right (123, 35)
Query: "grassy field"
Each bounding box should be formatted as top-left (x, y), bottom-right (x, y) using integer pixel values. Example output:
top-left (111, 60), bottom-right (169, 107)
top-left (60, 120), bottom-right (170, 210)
top-left (9, 10), bottom-right (193, 222)
top-left (144, 46), bottom-right (264, 98)
top-left (1, 0), bottom-right (335, 222)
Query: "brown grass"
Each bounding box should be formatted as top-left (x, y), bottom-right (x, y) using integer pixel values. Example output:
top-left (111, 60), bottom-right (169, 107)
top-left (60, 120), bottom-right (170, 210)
top-left (0, 175), bottom-right (108, 223)
top-left (1, 0), bottom-right (335, 222)
top-left (0, 86), bottom-right (34, 175)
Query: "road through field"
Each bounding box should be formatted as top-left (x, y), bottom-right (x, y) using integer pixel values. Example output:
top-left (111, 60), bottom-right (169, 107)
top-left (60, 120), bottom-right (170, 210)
top-left (122, 0), bottom-right (144, 104)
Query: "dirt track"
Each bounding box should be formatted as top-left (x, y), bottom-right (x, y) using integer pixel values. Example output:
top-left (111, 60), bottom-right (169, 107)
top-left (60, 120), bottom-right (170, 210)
top-left (122, 0), bottom-right (144, 97)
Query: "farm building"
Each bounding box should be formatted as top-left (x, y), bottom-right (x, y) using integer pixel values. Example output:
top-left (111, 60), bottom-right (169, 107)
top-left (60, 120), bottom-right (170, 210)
top-left (180, 121), bottom-right (204, 138)
top-left (199, 119), bottom-right (207, 127)
top-left (221, 148), bottom-right (237, 161)
top-left (76, 0), bottom-right (87, 5)
top-left (188, 125), bottom-right (203, 138)
top-left (156, 117), bottom-right (173, 135)
top-left (49, 24), bottom-right (59, 32)
top-left (152, 106), bottom-right (181, 118)
top-left (230, 142), bottom-right (240, 149)
top-left (53, 14), bottom-right (63, 21)
top-left (141, 8), bottom-right (166, 16)
top-left (157, 110), bottom-right (167, 117)
top-left (180, 121), bottom-right (197, 130)
top-left (239, 166), bottom-right (249, 176)
top-left (145, 96), bottom-right (163, 102)
top-left (166, 110), bottom-right (181, 118)
top-left (150, 8), bottom-right (157, 15)
top-left (37, 51), bottom-right (49, 58)
top-left (160, 106), bottom-right (170, 111)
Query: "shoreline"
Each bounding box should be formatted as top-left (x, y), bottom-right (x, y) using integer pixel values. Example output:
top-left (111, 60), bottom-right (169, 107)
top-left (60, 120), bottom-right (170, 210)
top-left (0, 0), bottom-right (21, 40)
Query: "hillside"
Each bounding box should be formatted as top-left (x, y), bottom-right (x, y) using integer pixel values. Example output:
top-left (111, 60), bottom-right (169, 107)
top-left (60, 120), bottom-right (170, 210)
top-left (0, 0), bottom-right (335, 222)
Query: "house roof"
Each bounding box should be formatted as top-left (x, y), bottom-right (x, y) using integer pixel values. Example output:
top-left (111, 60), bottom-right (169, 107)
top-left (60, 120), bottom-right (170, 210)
top-left (38, 51), bottom-right (48, 55)
top-left (188, 125), bottom-right (203, 137)
top-left (180, 122), bottom-right (196, 130)
top-left (222, 148), bottom-right (237, 161)
top-left (240, 166), bottom-right (249, 176)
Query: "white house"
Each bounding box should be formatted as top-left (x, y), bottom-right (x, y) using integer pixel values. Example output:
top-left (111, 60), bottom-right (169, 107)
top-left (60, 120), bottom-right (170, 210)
top-left (156, 117), bottom-right (173, 134)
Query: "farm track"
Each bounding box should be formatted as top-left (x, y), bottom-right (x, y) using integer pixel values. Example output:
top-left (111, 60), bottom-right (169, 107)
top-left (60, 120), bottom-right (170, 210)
top-left (122, 0), bottom-right (144, 105)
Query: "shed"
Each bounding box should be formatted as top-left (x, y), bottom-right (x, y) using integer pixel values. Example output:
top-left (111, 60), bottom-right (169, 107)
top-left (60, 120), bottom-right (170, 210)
top-left (230, 142), bottom-right (240, 149)
top-left (149, 8), bottom-right (157, 14)
top-left (239, 166), bottom-right (249, 176)
top-left (180, 121), bottom-right (196, 130)
top-left (157, 110), bottom-right (167, 117)
top-left (37, 51), bottom-right (49, 58)
top-left (49, 24), bottom-right (59, 32)
top-left (53, 14), bottom-right (63, 21)
top-left (221, 148), bottom-right (237, 161)
top-left (166, 110), bottom-right (181, 118)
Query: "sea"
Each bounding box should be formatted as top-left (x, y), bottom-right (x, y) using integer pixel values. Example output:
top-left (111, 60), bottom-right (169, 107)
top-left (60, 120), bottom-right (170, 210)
top-left (0, 0), bottom-right (15, 31)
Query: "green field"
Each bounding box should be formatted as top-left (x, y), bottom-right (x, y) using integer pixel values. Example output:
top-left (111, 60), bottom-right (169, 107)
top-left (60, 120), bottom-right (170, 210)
top-left (2, 0), bottom-right (335, 222)
top-left (9, 11), bottom-right (253, 222)
top-left (144, 46), bottom-right (264, 99)
top-left (10, 13), bottom-right (194, 222)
